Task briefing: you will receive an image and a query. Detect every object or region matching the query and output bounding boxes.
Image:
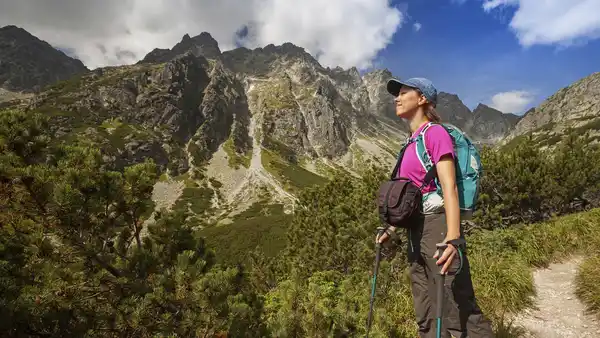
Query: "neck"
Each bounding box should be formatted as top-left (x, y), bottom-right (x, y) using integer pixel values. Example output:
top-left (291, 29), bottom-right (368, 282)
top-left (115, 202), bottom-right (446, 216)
top-left (409, 113), bottom-right (430, 134)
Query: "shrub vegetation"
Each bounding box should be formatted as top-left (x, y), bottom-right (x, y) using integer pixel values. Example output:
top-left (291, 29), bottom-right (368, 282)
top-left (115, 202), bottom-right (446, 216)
top-left (2, 108), bottom-right (600, 337)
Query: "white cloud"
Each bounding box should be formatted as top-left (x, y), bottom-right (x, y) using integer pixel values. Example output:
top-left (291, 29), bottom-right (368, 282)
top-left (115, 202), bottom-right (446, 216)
top-left (0, 0), bottom-right (403, 70)
top-left (488, 90), bottom-right (534, 114)
top-left (413, 22), bottom-right (422, 32)
top-left (482, 0), bottom-right (600, 47)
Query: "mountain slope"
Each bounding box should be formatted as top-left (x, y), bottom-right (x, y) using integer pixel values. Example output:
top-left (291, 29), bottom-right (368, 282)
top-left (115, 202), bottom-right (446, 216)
top-left (10, 44), bottom-right (405, 218)
top-left (0, 25), bottom-right (88, 93)
top-left (502, 72), bottom-right (600, 149)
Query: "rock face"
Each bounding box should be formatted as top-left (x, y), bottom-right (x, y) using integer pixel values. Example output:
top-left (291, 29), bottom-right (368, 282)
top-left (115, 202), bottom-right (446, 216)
top-left (466, 104), bottom-right (521, 144)
top-left (503, 72), bottom-right (600, 146)
top-left (436, 92), bottom-right (474, 130)
top-left (0, 25), bottom-right (88, 92)
top-left (362, 69), bottom-right (398, 121)
top-left (24, 52), bottom-right (253, 177)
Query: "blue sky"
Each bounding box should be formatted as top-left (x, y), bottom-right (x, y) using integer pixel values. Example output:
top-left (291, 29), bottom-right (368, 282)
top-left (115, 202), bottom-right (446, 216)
top-left (372, 0), bottom-right (600, 115)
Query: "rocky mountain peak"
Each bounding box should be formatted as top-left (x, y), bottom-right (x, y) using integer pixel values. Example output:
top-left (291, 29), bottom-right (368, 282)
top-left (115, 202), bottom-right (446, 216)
top-left (435, 92), bottom-right (473, 127)
top-left (466, 103), bottom-right (521, 144)
top-left (363, 68), bottom-right (393, 80)
top-left (473, 103), bottom-right (520, 122)
top-left (0, 24), bottom-right (88, 92)
top-left (221, 41), bottom-right (323, 77)
top-left (473, 103), bottom-right (489, 112)
top-left (361, 69), bottom-right (397, 120)
top-left (0, 24), bottom-right (28, 38)
top-left (330, 66), bottom-right (363, 91)
top-left (262, 42), bottom-right (311, 59)
top-left (140, 31), bottom-right (221, 64)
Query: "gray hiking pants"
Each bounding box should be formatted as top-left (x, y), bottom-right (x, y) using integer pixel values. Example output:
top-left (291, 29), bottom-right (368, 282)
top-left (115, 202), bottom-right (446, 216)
top-left (406, 212), bottom-right (494, 338)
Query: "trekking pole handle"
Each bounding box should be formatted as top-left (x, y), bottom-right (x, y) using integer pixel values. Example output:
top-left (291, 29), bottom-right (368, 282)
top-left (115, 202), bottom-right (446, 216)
top-left (435, 242), bottom-right (448, 267)
top-left (374, 227), bottom-right (387, 245)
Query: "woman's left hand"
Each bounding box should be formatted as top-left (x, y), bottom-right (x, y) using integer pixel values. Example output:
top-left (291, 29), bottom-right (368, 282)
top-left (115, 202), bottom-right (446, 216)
top-left (433, 242), bottom-right (458, 275)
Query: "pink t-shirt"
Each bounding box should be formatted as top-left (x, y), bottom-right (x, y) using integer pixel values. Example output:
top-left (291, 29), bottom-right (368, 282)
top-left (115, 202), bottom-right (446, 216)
top-left (398, 123), bottom-right (455, 194)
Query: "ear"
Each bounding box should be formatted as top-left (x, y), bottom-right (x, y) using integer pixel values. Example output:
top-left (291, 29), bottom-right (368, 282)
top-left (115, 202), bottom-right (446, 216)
top-left (417, 93), bottom-right (428, 106)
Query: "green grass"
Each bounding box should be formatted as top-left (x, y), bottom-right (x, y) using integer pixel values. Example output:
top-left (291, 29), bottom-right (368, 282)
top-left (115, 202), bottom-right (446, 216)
top-left (465, 208), bottom-right (600, 325)
top-left (43, 74), bottom-right (84, 93)
top-left (172, 185), bottom-right (215, 215)
top-left (260, 136), bottom-right (328, 192)
top-left (198, 203), bottom-right (291, 265)
top-left (492, 316), bottom-right (529, 338)
top-left (501, 134), bottom-right (531, 151)
top-left (313, 160), bottom-right (347, 179)
top-left (573, 118), bottom-right (600, 135)
top-left (349, 143), bottom-right (366, 167)
top-left (100, 118), bottom-right (123, 129)
top-left (262, 148), bottom-right (328, 193)
top-left (258, 79), bottom-right (297, 111)
top-left (222, 137), bottom-right (251, 169)
top-left (98, 121), bottom-right (155, 150)
top-left (502, 118), bottom-right (600, 152)
top-left (536, 134), bottom-right (563, 148)
top-left (575, 256), bottom-right (600, 319)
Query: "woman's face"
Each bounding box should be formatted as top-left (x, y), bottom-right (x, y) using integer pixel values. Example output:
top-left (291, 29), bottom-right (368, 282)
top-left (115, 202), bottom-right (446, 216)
top-left (394, 86), bottom-right (426, 118)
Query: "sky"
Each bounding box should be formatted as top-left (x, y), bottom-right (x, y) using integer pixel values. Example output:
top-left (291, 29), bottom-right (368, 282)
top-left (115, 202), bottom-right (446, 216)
top-left (0, 0), bottom-right (599, 115)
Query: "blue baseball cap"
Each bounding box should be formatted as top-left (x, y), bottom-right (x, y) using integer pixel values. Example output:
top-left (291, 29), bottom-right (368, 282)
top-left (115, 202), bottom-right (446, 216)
top-left (387, 77), bottom-right (438, 107)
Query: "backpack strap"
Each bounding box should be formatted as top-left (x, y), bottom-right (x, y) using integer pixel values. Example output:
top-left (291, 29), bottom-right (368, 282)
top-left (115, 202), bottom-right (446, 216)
top-left (415, 122), bottom-right (436, 173)
top-left (415, 122), bottom-right (441, 190)
top-left (390, 125), bottom-right (437, 189)
top-left (389, 137), bottom-right (413, 180)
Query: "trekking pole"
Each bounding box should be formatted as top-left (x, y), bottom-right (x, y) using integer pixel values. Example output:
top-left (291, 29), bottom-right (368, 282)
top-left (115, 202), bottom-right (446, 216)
top-left (435, 243), bottom-right (448, 338)
top-left (366, 228), bottom-right (385, 338)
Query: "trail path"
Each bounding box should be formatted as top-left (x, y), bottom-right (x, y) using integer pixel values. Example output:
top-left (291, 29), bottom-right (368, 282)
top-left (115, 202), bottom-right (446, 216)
top-left (513, 256), bottom-right (600, 337)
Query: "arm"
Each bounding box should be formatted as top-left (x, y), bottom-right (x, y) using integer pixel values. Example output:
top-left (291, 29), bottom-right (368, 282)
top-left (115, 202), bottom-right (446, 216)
top-left (435, 154), bottom-right (461, 241)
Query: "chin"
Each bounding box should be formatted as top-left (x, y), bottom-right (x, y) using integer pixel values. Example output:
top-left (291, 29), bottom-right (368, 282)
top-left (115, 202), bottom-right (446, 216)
top-left (395, 110), bottom-right (409, 119)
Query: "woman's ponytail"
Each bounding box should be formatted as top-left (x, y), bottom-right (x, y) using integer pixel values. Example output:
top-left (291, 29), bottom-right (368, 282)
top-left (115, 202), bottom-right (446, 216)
top-left (424, 104), bottom-right (441, 123)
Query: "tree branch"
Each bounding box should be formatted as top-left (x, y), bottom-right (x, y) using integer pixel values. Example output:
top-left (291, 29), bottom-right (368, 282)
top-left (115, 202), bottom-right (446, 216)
top-left (71, 240), bottom-right (123, 278)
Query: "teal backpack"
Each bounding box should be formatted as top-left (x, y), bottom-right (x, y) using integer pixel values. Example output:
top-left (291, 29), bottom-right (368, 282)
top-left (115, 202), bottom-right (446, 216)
top-left (413, 122), bottom-right (483, 211)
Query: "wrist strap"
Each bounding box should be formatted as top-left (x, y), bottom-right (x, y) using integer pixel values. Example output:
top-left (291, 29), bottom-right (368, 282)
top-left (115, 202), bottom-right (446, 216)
top-left (446, 238), bottom-right (466, 248)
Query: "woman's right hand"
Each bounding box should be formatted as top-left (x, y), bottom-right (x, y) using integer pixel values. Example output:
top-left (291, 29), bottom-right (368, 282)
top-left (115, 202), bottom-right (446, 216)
top-left (376, 231), bottom-right (389, 244)
top-left (376, 226), bottom-right (397, 244)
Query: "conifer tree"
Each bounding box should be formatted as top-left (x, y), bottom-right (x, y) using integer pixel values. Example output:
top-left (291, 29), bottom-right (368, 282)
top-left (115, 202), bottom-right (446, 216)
top-left (0, 108), bottom-right (262, 337)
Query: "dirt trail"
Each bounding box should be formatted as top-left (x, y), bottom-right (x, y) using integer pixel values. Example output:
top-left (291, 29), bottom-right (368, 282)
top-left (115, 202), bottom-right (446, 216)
top-left (514, 256), bottom-right (600, 337)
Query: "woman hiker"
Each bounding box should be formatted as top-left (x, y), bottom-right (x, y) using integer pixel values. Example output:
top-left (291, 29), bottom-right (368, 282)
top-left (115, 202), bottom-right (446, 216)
top-left (376, 77), bottom-right (495, 338)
